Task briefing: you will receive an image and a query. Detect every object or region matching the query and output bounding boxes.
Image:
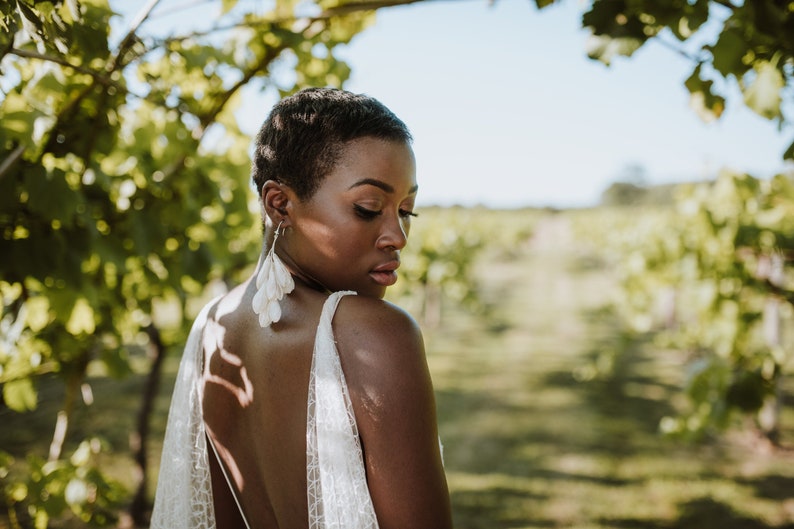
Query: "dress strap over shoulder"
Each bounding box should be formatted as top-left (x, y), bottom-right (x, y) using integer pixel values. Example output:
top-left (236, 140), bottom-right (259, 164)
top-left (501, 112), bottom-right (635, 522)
top-left (307, 290), bottom-right (380, 529)
top-left (319, 290), bottom-right (356, 328)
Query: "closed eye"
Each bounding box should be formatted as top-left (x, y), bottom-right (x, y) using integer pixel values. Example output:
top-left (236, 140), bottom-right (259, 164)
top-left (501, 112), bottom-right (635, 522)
top-left (354, 204), bottom-right (382, 220)
top-left (399, 209), bottom-right (418, 218)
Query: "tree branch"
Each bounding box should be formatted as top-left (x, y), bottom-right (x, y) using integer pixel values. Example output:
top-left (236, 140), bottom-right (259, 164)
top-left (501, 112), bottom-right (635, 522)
top-left (110, 0), bottom-right (162, 71)
top-left (148, 0), bottom-right (217, 20)
top-left (151, 0), bottom-right (445, 50)
top-left (0, 144), bottom-right (25, 181)
top-left (9, 47), bottom-right (123, 89)
top-left (155, 18), bottom-right (303, 182)
top-left (0, 33), bottom-right (14, 64)
top-left (198, 38), bottom-right (285, 132)
top-left (320, 0), bottom-right (433, 17)
top-left (8, 46), bottom-right (156, 100)
top-left (653, 35), bottom-right (708, 65)
top-left (128, 323), bottom-right (166, 525)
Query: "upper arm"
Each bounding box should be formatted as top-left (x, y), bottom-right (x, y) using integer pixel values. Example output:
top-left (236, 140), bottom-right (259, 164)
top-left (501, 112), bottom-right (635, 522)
top-left (334, 299), bottom-right (452, 529)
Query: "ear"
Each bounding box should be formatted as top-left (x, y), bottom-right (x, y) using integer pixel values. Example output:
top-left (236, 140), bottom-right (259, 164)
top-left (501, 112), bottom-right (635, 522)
top-left (261, 180), bottom-right (294, 228)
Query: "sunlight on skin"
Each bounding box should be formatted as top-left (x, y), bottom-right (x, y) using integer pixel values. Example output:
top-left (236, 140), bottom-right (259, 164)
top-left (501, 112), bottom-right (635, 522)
top-left (205, 424), bottom-right (247, 493)
top-left (203, 319), bottom-right (254, 408)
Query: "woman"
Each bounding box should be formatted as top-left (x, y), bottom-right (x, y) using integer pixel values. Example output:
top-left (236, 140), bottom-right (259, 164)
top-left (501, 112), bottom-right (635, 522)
top-left (150, 88), bottom-right (452, 529)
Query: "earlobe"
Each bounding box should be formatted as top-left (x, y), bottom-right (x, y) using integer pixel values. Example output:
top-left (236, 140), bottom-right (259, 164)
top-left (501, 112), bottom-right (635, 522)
top-left (262, 180), bottom-right (292, 228)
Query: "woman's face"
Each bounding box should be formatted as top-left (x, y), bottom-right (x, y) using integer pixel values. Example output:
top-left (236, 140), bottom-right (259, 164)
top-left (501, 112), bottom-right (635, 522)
top-left (284, 137), bottom-right (417, 299)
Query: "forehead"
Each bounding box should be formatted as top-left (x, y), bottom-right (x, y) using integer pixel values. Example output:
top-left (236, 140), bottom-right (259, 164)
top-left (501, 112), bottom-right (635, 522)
top-left (322, 137), bottom-right (417, 194)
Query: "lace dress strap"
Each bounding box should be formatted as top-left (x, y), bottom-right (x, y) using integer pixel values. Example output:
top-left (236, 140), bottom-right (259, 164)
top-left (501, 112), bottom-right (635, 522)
top-left (306, 291), bottom-right (379, 529)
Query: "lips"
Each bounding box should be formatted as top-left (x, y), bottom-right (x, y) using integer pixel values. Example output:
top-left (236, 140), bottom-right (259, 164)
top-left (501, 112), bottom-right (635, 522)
top-left (369, 261), bottom-right (400, 287)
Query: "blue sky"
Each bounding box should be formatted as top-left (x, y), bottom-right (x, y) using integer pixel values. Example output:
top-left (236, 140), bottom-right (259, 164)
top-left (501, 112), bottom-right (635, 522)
top-left (325, 0), bottom-right (793, 208)
top-left (136, 0), bottom-right (793, 208)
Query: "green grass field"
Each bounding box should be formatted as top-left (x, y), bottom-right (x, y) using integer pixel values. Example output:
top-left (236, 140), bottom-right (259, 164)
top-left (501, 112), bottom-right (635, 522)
top-left (2, 209), bottom-right (793, 528)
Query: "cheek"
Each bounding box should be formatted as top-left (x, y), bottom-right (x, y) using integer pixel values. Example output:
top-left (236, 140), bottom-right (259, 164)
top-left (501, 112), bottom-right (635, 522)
top-left (329, 223), bottom-right (372, 259)
top-left (300, 216), bottom-right (364, 262)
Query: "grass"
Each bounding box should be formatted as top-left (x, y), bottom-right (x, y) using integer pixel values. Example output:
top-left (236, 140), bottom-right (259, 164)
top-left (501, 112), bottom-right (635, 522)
top-left (2, 209), bottom-right (794, 528)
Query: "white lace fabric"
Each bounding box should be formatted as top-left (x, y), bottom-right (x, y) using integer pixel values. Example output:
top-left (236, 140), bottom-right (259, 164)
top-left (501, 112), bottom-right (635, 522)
top-left (150, 291), bottom-right (379, 529)
top-left (150, 298), bottom-right (218, 529)
top-left (307, 291), bottom-right (378, 529)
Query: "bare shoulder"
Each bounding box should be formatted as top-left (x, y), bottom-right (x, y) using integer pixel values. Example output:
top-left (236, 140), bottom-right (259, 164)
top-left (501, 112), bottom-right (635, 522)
top-left (332, 295), bottom-right (425, 373)
top-left (331, 294), bottom-right (431, 421)
top-left (334, 293), bottom-right (422, 334)
top-left (331, 294), bottom-right (452, 528)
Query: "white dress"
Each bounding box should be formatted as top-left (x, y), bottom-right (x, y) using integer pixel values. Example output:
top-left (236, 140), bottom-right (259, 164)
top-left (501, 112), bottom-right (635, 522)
top-left (150, 291), bottom-right (378, 529)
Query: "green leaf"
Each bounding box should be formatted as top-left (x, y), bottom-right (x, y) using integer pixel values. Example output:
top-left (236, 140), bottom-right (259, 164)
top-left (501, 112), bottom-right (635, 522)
top-left (25, 167), bottom-right (78, 222)
top-left (100, 346), bottom-right (133, 378)
top-left (672, 0), bottom-right (709, 39)
top-left (534, 0), bottom-right (557, 8)
top-left (743, 60), bottom-right (783, 120)
top-left (0, 9), bottom-right (19, 45)
top-left (64, 0), bottom-right (82, 22)
top-left (221, 0), bottom-right (239, 15)
top-left (726, 371), bottom-right (768, 412)
top-left (709, 28), bottom-right (749, 78)
top-left (684, 65), bottom-right (725, 122)
top-left (585, 33), bottom-right (643, 65)
top-left (26, 296), bottom-right (52, 332)
top-left (69, 1), bottom-right (112, 62)
top-left (16, 0), bottom-right (45, 43)
top-left (784, 138), bottom-right (794, 161)
top-left (1, 90), bottom-right (54, 157)
top-left (3, 377), bottom-right (38, 411)
top-left (582, 0), bottom-right (623, 34)
top-left (64, 478), bottom-right (89, 506)
top-left (34, 508), bottom-right (48, 529)
top-left (70, 441), bottom-right (92, 466)
top-left (66, 298), bottom-right (95, 335)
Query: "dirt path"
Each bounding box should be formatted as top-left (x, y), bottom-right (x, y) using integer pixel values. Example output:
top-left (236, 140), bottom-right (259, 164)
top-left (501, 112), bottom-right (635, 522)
top-left (427, 211), bottom-right (630, 528)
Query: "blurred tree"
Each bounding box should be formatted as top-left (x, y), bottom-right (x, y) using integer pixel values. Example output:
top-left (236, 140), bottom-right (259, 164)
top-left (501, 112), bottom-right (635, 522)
top-left (621, 162), bottom-right (648, 187)
top-left (600, 181), bottom-right (647, 206)
top-left (0, 0), bottom-right (381, 525)
top-left (577, 0), bottom-right (794, 445)
top-left (612, 171), bottom-right (794, 443)
top-left (580, 0), bottom-right (794, 160)
top-left (601, 163), bottom-right (649, 206)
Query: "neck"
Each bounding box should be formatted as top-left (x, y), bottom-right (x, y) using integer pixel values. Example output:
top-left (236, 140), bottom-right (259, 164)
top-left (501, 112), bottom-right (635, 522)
top-left (256, 241), bottom-right (330, 295)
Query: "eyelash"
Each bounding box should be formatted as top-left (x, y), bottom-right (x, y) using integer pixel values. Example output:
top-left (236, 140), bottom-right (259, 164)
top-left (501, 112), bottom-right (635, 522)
top-left (354, 204), bottom-right (418, 220)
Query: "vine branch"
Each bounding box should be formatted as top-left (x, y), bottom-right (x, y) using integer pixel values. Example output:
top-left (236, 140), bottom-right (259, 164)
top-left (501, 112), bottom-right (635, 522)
top-left (9, 47), bottom-right (123, 89)
top-left (0, 144), bottom-right (25, 181)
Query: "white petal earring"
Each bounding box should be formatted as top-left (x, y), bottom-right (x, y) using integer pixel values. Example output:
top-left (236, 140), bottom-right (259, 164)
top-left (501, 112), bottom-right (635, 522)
top-left (252, 221), bottom-right (295, 327)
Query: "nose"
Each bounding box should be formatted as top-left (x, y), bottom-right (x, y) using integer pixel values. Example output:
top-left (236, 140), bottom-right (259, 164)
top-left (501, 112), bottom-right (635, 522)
top-left (377, 214), bottom-right (408, 251)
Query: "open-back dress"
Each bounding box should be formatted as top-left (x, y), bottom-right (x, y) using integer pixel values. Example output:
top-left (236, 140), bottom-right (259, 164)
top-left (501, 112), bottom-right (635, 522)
top-left (150, 290), bottom-right (378, 529)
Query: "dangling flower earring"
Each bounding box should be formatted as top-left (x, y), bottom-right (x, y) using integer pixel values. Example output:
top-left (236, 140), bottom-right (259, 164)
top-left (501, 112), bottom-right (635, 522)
top-left (252, 221), bottom-right (295, 327)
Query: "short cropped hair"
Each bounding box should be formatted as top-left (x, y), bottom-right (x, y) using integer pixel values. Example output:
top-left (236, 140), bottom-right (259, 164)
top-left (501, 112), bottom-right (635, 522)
top-left (251, 87), bottom-right (412, 200)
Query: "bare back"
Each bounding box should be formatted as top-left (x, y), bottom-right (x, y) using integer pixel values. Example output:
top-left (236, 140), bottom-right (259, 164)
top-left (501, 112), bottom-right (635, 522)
top-left (202, 280), bottom-right (329, 528)
top-left (202, 280), bottom-right (451, 529)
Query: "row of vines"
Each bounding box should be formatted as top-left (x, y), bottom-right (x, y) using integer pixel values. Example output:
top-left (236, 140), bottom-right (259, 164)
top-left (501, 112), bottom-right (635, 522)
top-left (573, 170), bottom-right (794, 443)
top-left (387, 207), bottom-right (538, 327)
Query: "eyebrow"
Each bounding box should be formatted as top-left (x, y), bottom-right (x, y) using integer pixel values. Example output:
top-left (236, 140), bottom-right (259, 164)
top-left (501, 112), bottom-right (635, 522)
top-left (349, 178), bottom-right (418, 194)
